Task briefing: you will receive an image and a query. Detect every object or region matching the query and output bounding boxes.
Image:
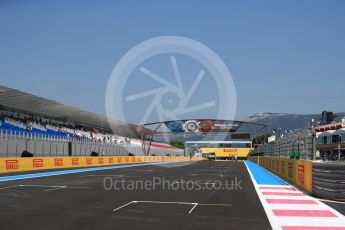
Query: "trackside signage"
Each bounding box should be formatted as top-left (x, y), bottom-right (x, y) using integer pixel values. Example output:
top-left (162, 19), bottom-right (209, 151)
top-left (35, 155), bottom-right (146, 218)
top-left (6, 160), bottom-right (19, 170)
top-left (0, 156), bottom-right (203, 173)
top-left (33, 159), bottom-right (44, 168)
top-left (249, 156), bottom-right (312, 193)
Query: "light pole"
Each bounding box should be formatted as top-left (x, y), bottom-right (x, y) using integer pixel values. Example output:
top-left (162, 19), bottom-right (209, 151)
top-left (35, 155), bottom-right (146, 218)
top-left (338, 134), bottom-right (341, 161)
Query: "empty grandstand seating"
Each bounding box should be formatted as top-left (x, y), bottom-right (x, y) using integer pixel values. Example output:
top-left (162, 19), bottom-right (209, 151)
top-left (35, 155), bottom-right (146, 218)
top-left (0, 112), bottom-right (178, 157)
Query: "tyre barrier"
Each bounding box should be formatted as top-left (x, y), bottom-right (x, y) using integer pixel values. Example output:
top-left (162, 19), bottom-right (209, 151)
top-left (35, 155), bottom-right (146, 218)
top-left (91, 151), bottom-right (99, 157)
top-left (313, 162), bottom-right (345, 201)
top-left (21, 150), bottom-right (34, 158)
top-left (249, 156), bottom-right (345, 201)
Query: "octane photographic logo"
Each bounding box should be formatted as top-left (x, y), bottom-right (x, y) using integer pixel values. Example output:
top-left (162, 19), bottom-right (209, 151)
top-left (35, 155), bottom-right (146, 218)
top-left (103, 176), bottom-right (243, 192)
top-left (105, 36), bottom-right (237, 160)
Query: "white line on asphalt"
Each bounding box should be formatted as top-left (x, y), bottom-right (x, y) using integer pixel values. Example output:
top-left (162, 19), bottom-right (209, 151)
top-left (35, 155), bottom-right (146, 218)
top-left (0, 184), bottom-right (90, 192)
top-left (318, 198), bottom-right (345, 204)
top-left (0, 185), bottom-right (21, 190)
top-left (170, 182), bottom-right (216, 186)
top-left (112, 200), bottom-right (232, 215)
top-left (80, 175), bottom-right (126, 178)
top-left (198, 203), bottom-right (232, 207)
top-left (43, 186), bottom-right (66, 192)
top-left (191, 174), bottom-right (223, 177)
top-left (188, 203), bottom-right (198, 214)
top-left (113, 201), bottom-right (134, 212)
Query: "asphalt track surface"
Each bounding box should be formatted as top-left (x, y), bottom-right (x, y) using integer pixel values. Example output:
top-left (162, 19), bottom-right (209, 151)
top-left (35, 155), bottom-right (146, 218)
top-left (0, 161), bottom-right (271, 230)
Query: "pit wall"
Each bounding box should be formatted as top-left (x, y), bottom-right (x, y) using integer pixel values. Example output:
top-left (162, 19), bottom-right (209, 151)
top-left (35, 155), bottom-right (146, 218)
top-left (248, 156), bottom-right (313, 193)
top-left (0, 156), bottom-right (203, 173)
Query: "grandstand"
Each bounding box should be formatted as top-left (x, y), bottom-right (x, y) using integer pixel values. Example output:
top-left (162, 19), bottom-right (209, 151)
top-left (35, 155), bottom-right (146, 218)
top-left (314, 118), bottom-right (345, 160)
top-left (0, 85), bottom-right (182, 157)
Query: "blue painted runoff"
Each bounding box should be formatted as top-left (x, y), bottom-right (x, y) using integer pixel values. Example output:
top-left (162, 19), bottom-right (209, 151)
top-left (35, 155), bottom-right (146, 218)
top-left (244, 160), bottom-right (287, 185)
top-left (0, 161), bottom-right (178, 182)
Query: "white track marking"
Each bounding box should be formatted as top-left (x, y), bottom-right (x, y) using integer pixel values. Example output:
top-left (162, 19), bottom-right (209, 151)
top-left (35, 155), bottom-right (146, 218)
top-left (318, 198), bottom-right (345, 204)
top-left (0, 184), bottom-right (89, 192)
top-left (244, 161), bottom-right (345, 229)
top-left (122, 169), bottom-right (154, 172)
top-left (170, 181), bottom-right (216, 188)
top-left (68, 187), bottom-right (90, 189)
top-left (188, 203), bottom-right (198, 214)
top-left (18, 184), bottom-right (63, 188)
top-left (277, 217), bottom-right (345, 227)
top-left (113, 201), bottom-right (200, 214)
top-left (198, 203), bottom-right (232, 207)
top-left (191, 174), bottom-right (223, 177)
top-left (268, 204), bottom-right (328, 210)
top-left (20, 184), bottom-right (66, 192)
top-left (43, 187), bottom-right (66, 192)
top-left (262, 195), bottom-right (312, 200)
top-left (0, 185), bottom-right (21, 190)
top-left (80, 174), bottom-right (127, 178)
top-left (210, 167), bottom-right (232, 169)
top-left (113, 201), bottom-right (134, 212)
top-left (113, 200), bottom-right (233, 215)
top-left (132, 201), bottom-right (195, 205)
top-left (43, 186), bottom-right (90, 192)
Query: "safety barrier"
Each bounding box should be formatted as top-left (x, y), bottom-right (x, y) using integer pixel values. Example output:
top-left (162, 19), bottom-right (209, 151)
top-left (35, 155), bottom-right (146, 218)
top-left (0, 156), bottom-right (203, 173)
top-left (0, 131), bottom-right (184, 157)
top-left (312, 162), bottom-right (345, 201)
top-left (249, 156), bottom-right (313, 193)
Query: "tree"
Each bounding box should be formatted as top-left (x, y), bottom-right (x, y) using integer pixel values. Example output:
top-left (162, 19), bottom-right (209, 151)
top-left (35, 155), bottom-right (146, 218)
top-left (168, 141), bottom-right (185, 149)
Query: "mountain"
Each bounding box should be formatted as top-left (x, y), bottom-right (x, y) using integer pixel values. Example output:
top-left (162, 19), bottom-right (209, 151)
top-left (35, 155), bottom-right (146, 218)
top-left (243, 112), bottom-right (345, 133)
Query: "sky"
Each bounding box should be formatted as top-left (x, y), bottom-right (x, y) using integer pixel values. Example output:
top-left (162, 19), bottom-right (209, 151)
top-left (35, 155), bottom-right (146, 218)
top-left (0, 0), bottom-right (344, 124)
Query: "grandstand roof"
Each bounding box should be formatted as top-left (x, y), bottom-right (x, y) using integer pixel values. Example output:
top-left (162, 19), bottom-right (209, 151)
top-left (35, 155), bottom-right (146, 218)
top-left (0, 85), bottom-right (143, 138)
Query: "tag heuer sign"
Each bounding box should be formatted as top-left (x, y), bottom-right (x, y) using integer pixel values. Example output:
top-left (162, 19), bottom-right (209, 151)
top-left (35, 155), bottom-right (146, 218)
top-left (183, 120), bottom-right (198, 132)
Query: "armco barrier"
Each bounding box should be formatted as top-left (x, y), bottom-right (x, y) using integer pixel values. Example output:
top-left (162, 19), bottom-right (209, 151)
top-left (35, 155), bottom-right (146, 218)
top-left (312, 162), bottom-right (345, 201)
top-left (0, 156), bottom-right (203, 173)
top-left (249, 156), bottom-right (313, 193)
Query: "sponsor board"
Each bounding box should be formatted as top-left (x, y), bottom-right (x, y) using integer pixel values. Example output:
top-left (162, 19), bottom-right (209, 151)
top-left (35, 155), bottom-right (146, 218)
top-left (249, 156), bottom-right (312, 193)
top-left (33, 159), bottom-right (44, 168)
top-left (201, 148), bottom-right (251, 157)
top-left (0, 156), bottom-right (203, 173)
top-left (6, 160), bottom-right (19, 170)
top-left (54, 158), bottom-right (64, 167)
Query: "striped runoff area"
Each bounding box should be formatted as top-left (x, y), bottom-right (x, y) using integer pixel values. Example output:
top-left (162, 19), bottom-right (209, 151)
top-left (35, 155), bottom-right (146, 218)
top-left (244, 160), bottom-right (345, 230)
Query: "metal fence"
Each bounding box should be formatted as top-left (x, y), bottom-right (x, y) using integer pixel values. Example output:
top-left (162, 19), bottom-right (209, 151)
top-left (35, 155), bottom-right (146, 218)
top-left (251, 128), bottom-right (315, 160)
top-left (0, 129), bottom-right (184, 157)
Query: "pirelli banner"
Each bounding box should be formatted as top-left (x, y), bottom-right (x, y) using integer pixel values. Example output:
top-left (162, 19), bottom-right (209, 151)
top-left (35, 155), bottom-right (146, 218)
top-left (201, 148), bottom-right (251, 158)
top-left (249, 156), bottom-right (313, 193)
top-left (0, 156), bottom-right (199, 173)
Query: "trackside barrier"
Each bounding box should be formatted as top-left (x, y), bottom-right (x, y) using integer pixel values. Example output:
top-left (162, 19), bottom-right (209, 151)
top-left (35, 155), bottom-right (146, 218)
top-left (0, 156), bottom-right (204, 173)
top-left (312, 162), bottom-right (345, 201)
top-left (249, 156), bottom-right (313, 193)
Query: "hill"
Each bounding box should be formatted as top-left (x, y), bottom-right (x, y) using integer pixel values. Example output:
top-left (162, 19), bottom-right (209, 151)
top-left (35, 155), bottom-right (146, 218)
top-left (243, 112), bottom-right (345, 133)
